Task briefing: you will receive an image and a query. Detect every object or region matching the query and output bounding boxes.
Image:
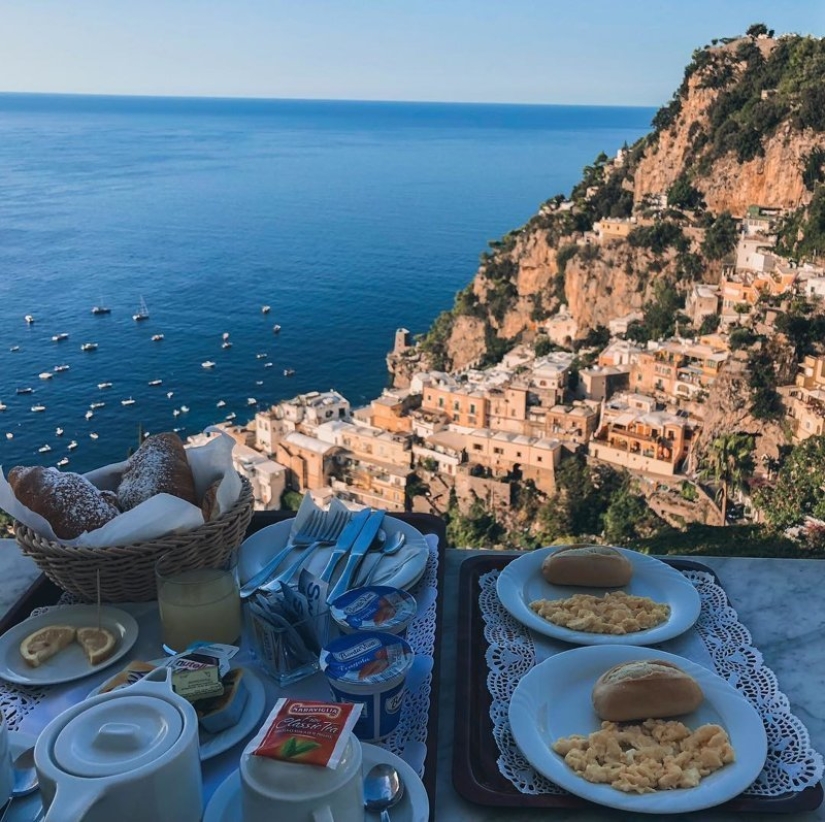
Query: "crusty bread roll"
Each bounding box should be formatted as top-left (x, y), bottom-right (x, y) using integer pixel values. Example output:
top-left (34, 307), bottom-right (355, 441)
top-left (542, 545), bottom-right (633, 587)
top-left (118, 432), bottom-right (197, 511)
top-left (592, 659), bottom-right (704, 721)
top-left (8, 465), bottom-right (121, 540)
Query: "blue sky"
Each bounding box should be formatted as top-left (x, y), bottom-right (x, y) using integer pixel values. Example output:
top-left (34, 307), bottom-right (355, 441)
top-left (1, 1), bottom-right (823, 106)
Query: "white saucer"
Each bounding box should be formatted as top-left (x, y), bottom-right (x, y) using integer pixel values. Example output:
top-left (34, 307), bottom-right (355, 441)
top-left (203, 742), bottom-right (429, 822)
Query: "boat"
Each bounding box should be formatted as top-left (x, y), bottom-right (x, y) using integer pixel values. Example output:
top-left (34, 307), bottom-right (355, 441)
top-left (283, 368), bottom-right (295, 377)
top-left (89, 432), bottom-right (99, 440)
top-left (24, 315), bottom-right (34, 324)
top-left (222, 332), bottom-right (230, 341)
top-left (68, 440), bottom-right (78, 451)
top-left (54, 364), bottom-right (70, 373)
top-left (39, 372), bottom-right (53, 380)
top-left (133, 296), bottom-right (150, 322)
top-left (90, 402), bottom-right (105, 409)
top-left (91, 301), bottom-right (111, 315)
top-left (97, 382), bottom-right (112, 390)
top-left (31, 404), bottom-right (46, 412)
top-left (216, 400), bottom-right (226, 408)
top-left (4, 433), bottom-right (12, 440)
top-left (261, 305), bottom-right (271, 314)
top-left (180, 405), bottom-right (190, 413)
top-left (148, 379), bottom-right (163, 386)
top-left (166, 391), bottom-right (174, 399)
top-left (9, 346), bottom-right (19, 352)
top-left (151, 334), bottom-right (164, 342)
top-left (57, 457), bottom-right (69, 467)
top-left (225, 412), bottom-right (237, 421)
top-left (202, 361), bottom-right (216, 369)
top-left (85, 410), bottom-right (94, 420)
top-left (256, 353), bottom-right (267, 359)
top-left (38, 444), bottom-right (51, 454)
top-left (0, 402), bottom-right (6, 411)
top-left (81, 343), bottom-right (98, 352)
top-left (247, 398), bottom-right (257, 406)
top-left (221, 342), bottom-right (232, 349)
top-left (16, 387), bottom-right (33, 395)
top-left (121, 398), bottom-right (136, 406)
top-left (51, 333), bottom-right (69, 342)
top-left (255, 380), bottom-right (263, 386)
top-left (173, 409), bottom-right (181, 417)
top-left (264, 362), bottom-right (273, 368)
top-left (55, 427), bottom-right (63, 436)
top-left (272, 324), bottom-right (281, 334)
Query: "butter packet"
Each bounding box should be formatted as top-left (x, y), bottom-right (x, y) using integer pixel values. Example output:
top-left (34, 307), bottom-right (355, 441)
top-left (155, 643), bottom-right (239, 702)
top-left (253, 698), bottom-right (362, 769)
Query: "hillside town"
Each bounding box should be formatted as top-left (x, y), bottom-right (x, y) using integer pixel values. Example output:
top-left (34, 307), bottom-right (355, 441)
top-left (191, 199), bottom-right (825, 536)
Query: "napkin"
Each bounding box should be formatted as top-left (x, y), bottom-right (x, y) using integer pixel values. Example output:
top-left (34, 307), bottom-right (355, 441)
top-left (0, 426), bottom-right (241, 547)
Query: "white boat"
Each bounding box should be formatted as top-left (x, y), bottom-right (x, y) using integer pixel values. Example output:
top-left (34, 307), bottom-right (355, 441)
top-left (31, 404), bottom-right (46, 412)
top-left (38, 444), bottom-right (51, 453)
top-left (272, 324), bottom-right (281, 334)
top-left (180, 405), bottom-right (190, 413)
top-left (54, 364), bottom-right (70, 373)
top-left (133, 296), bottom-right (150, 322)
top-left (152, 333), bottom-right (164, 342)
top-left (173, 409), bottom-right (181, 417)
top-left (216, 400), bottom-right (226, 408)
top-left (202, 361), bottom-right (216, 369)
top-left (0, 402), bottom-right (6, 411)
top-left (24, 315), bottom-right (34, 324)
top-left (98, 382), bottom-right (112, 389)
top-left (90, 432), bottom-right (99, 440)
top-left (16, 387), bottom-right (33, 395)
top-left (121, 398), bottom-right (136, 406)
top-left (225, 412), bottom-right (237, 421)
top-left (148, 379), bottom-right (162, 386)
top-left (90, 402), bottom-right (105, 409)
top-left (51, 333), bottom-right (69, 342)
top-left (4, 433), bottom-right (13, 440)
top-left (91, 301), bottom-right (111, 315)
top-left (256, 353), bottom-right (267, 359)
top-left (57, 457), bottom-right (69, 467)
top-left (247, 398), bottom-right (257, 406)
top-left (166, 391), bottom-right (174, 399)
top-left (221, 342), bottom-right (232, 349)
top-left (255, 380), bottom-right (263, 386)
top-left (68, 440), bottom-right (78, 451)
top-left (85, 410), bottom-right (94, 420)
top-left (39, 372), bottom-right (53, 380)
top-left (283, 368), bottom-right (295, 377)
top-left (81, 343), bottom-right (98, 352)
top-left (55, 427), bottom-right (63, 436)
top-left (261, 305), bottom-right (271, 314)
top-left (222, 332), bottom-right (230, 341)
top-left (9, 346), bottom-right (19, 352)
top-left (264, 362), bottom-right (273, 368)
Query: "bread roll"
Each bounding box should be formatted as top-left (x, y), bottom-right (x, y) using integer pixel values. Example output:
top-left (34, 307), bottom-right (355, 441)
top-left (592, 659), bottom-right (704, 721)
top-left (8, 465), bottom-right (121, 540)
top-left (541, 546), bottom-right (633, 587)
top-left (118, 432), bottom-right (197, 511)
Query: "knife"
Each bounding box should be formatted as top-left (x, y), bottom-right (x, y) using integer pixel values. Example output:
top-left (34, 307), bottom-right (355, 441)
top-left (326, 510), bottom-right (386, 603)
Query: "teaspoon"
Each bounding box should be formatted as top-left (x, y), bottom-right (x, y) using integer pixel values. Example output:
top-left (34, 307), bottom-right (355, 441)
top-left (364, 762), bottom-right (404, 821)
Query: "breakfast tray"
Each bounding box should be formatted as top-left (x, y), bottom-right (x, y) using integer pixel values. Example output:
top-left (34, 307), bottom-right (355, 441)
top-left (453, 554), bottom-right (824, 814)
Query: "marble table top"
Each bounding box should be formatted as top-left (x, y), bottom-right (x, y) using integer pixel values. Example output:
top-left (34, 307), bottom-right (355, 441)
top-left (434, 550), bottom-right (825, 821)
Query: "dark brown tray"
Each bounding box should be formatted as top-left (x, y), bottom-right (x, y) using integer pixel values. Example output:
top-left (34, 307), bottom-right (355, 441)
top-left (453, 553), bottom-right (824, 814)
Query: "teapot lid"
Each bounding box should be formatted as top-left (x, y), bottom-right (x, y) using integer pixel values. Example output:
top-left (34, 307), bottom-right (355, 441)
top-left (52, 695), bottom-right (184, 778)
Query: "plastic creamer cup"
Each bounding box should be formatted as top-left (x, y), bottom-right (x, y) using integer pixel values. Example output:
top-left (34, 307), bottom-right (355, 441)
top-left (329, 586), bottom-right (417, 638)
top-left (320, 632), bottom-right (414, 741)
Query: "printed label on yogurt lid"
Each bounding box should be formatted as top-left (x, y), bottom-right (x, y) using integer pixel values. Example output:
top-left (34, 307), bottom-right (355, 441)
top-left (330, 586), bottom-right (416, 631)
top-left (321, 631), bottom-right (413, 684)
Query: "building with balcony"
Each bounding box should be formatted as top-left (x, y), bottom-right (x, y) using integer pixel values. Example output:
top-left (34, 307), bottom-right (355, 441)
top-left (578, 365), bottom-right (630, 402)
top-left (255, 389), bottom-right (351, 453)
top-left (631, 339), bottom-right (728, 400)
top-left (544, 403), bottom-right (600, 444)
top-left (685, 285), bottom-right (720, 326)
top-left (274, 431), bottom-right (339, 492)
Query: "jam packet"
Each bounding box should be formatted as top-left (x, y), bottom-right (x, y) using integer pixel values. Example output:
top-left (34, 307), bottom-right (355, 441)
top-left (253, 698), bottom-right (362, 769)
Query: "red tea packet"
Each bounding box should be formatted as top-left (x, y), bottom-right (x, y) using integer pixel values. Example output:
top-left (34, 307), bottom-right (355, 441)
top-left (253, 698), bottom-right (362, 769)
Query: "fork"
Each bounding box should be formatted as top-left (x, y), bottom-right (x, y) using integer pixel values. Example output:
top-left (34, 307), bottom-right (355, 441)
top-left (261, 509), bottom-right (349, 588)
top-left (240, 508), bottom-right (335, 598)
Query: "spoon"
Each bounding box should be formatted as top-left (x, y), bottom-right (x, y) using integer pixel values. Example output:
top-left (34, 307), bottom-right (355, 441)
top-left (11, 746), bottom-right (37, 797)
top-left (364, 763), bottom-right (404, 821)
top-left (361, 533), bottom-right (406, 586)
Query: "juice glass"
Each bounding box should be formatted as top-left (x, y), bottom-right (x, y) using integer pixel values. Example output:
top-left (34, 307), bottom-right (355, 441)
top-left (156, 552), bottom-right (242, 654)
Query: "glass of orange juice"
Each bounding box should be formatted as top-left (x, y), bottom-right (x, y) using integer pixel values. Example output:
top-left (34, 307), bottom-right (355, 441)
top-left (156, 552), bottom-right (242, 654)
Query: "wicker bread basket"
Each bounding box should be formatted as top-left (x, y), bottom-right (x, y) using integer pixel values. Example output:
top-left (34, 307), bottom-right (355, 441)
top-left (13, 476), bottom-right (254, 603)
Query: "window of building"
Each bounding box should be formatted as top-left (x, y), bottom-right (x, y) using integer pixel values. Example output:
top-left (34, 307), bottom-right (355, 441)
top-left (493, 447), bottom-right (504, 455)
top-left (537, 456), bottom-right (543, 462)
top-left (473, 444), bottom-right (483, 451)
top-left (453, 401), bottom-right (459, 411)
top-left (470, 403), bottom-right (476, 414)
top-left (438, 397), bottom-right (444, 408)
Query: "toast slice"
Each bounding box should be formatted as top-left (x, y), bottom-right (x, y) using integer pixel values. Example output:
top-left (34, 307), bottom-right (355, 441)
top-left (77, 626), bottom-right (117, 666)
top-left (19, 625), bottom-right (77, 668)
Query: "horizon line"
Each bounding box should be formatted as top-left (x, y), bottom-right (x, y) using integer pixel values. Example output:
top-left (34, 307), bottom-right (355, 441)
top-left (0, 89), bottom-right (660, 110)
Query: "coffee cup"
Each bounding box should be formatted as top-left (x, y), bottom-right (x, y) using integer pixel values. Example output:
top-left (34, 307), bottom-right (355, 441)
top-left (240, 734), bottom-right (363, 822)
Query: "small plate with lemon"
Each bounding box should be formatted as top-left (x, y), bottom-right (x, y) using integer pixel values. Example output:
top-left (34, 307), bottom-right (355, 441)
top-left (0, 604), bottom-right (138, 685)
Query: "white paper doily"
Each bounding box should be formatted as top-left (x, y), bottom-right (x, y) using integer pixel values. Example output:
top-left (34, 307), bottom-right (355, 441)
top-left (480, 568), bottom-right (824, 798)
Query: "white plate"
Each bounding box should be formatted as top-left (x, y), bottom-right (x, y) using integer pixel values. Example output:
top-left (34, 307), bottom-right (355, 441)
top-left (87, 666), bottom-right (266, 762)
top-left (509, 645), bottom-right (767, 814)
top-left (239, 517), bottom-right (428, 594)
top-left (0, 605), bottom-right (139, 685)
top-left (496, 546), bottom-right (701, 645)
top-left (203, 742), bottom-right (429, 822)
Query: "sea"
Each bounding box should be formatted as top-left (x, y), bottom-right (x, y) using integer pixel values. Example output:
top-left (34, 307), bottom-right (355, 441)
top-left (0, 95), bottom-right (654, 474)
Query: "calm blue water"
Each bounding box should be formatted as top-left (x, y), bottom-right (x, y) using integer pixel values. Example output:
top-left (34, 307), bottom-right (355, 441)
top-left (0, 95), bottom-right (654, 473)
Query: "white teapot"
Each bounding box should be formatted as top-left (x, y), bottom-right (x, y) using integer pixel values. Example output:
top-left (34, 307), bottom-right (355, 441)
top-left (35, 668), bottom-right (202, 822)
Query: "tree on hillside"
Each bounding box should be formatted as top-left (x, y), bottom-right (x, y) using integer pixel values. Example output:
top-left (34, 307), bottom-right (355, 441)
top-left (701, 212), bottom-right (738, 260)
top-left (746, 23), bottom-right (772, 38)
top-left (699, 433), bottom-right (755, 524)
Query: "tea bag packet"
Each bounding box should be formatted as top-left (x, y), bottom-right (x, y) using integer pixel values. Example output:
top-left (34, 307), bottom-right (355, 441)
top-left (253, 698), bottom-right (362, 769)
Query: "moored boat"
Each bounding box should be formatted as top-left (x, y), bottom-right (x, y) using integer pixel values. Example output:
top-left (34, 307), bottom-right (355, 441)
top-left (54, 364), bottom-right (70, 373)
top-left (85, 410), bottom-right (94, 420)
top-left (152, 333), bottom-right (164, 342)
top-left (272, 324), bottom-right (281, 334)
top-left (57, 457), bottom-right (69, 467)
top-left (121, 397), bottom-right (136, 406)
top-left (31, 404), bottom-right (46, 412)
top-left (81, 342), bottom-right (98, 352)
top-left (133, 296), bottom-right (150, 322)
top-left (261, 305), bottom-right (271, 314)
top-left (247, 398), bottom-right (256, 406)
top-left (283, 368), bottom-right (295, 377)
top-left (89, 432), bottom-right (99, 440)
top-left (16, 387), bottom-right (33, 395)
top-left (180, 405), bottom-right (190, 413)
top-left (55, 427), bottom-right (63, 436)
top-left (51, 333), bottom-right (69, 342)
top-left (68, 440), bottom-right (78, 450)
top-left (38, 444), bottom-right (51, 453)
top-left (97, 382), bottom-right (112, 389)
top-left (0, 402), bottom-right (6, 411)
top-left (148, 379), bottom-right (162, 386)
top-left (39, 372), bottom-right (53, 380)
top-left (90, 402), bottom-right (105, 409)
top-left (202, 361), bottom-right (216, 369)
top-left (216, 400), bottom-right (226, 408)
top-left (24, 315), bottom-right (34, 324)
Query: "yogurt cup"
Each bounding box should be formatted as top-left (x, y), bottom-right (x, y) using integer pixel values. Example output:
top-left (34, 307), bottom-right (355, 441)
top-left (330, 586), bottom-right (417, 638)
top-left (320, 632), bottom-right (414, 741)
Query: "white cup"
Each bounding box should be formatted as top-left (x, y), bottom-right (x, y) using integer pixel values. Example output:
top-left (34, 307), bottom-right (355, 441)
top-left (240, 735), bottom-right (363, 822)
top-left (0, 711), bottom-right (13, 807)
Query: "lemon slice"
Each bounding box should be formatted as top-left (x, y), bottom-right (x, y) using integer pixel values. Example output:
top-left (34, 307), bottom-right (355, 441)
top-left (19, 625), bottom-right (77, 668)
top-left (77, 627), bottom-right (117, 666)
